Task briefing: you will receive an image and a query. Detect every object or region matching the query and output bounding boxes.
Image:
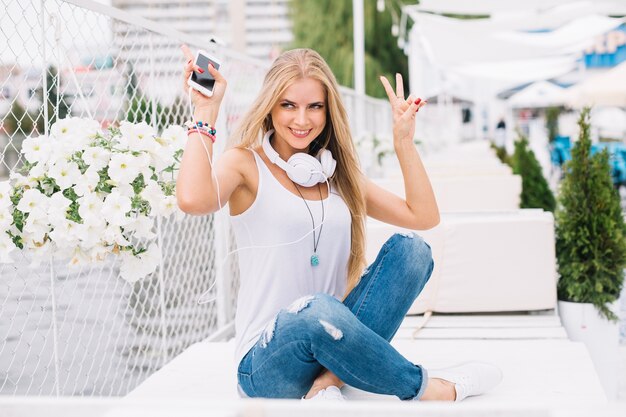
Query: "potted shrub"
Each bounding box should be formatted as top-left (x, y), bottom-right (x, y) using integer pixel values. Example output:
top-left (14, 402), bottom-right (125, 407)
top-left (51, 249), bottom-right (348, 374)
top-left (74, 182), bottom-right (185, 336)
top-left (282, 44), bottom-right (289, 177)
top-left (555, 108), bottom-right (626, 399)
top-left (511, 135), bottom-right (556, 212)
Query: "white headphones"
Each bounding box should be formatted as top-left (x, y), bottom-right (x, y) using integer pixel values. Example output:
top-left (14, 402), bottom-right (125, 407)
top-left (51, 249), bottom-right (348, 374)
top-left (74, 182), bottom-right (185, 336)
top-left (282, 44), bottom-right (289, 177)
top-left (262, 129), bottom-right (336, 187)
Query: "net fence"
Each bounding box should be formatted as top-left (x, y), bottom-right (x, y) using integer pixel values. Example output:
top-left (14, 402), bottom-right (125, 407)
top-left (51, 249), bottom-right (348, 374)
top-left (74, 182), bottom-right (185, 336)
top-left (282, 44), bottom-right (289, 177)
top-left (0, 0), bottom-right (392, 397)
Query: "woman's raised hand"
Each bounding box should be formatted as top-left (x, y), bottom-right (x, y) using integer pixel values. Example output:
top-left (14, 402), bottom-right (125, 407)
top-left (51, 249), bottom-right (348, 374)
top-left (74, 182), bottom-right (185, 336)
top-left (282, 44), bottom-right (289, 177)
top-left (380, 73), bottom-right (426, 143)
top-left (181, 44), bottom-right (227, 111)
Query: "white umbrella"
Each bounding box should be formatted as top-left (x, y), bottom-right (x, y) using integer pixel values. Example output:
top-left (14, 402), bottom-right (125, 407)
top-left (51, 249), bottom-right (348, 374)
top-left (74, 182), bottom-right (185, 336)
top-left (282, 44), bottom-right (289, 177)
top-left (507, 81), bottom-right (567, 108)
top-left (591, 107), bottom-right (626, 139)
top-left (566, 62), bottom-right (626, 107)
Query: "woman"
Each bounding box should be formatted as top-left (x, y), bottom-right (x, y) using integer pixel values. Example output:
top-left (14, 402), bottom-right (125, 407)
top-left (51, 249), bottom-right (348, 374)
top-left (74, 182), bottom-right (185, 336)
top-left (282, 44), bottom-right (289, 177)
top-left (176, 46), bottom-right (502, 401)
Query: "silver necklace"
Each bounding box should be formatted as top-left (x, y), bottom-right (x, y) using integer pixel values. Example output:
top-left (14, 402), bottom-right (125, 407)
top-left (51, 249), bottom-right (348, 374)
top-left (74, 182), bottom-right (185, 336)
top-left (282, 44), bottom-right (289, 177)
top-left (293, 182), bottom-right (324, 266)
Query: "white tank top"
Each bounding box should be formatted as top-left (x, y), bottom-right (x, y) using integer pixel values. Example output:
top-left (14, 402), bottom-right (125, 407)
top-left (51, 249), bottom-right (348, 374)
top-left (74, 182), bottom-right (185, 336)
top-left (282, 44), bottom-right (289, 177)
top-left (230, 149), bottom-right (352, 364)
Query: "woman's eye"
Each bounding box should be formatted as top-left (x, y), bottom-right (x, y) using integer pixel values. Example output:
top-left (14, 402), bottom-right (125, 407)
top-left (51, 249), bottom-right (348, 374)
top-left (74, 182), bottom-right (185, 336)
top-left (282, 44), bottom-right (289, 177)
top-left (281, 102), bottom-right (295, 109)
top-left (310, 104), bottom-right (324, 110)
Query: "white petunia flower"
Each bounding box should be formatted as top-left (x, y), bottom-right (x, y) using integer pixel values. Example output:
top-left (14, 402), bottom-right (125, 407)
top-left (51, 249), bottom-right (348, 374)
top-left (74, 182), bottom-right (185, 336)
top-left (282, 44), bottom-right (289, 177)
top-left (77, 192), bottom-right (104, 225)
top-left (82, 146), bottom-right (111, 172)
top-left (73, 166), bottom-right (101, 197)
top-left (47, 192), bottom-right (72, 225)
top-left (0, 232), bottom-right (16, 263)
top-left (140, 180), bottom-right (165, 210)
top-left (102, 192), bottom-right (132, 226)
top-left (48, 218), bottom-right (85, 250)
top-left (160, 125), bottom-right (186, 150)
top-left (119, 243), bottom-right (161, 283)
top-left (89, 243), bottom-right (109, 262)
top-left (119, 121), bottom-right (158, 153)
top-left (9, 172), bottom-right (38, 189)
top-left (158, 195), bottom-right (179, 217)
top-left (124, 214), bottom-right (155, 239)
top-left (108, 153), bottom-right (142, 185)
top-left (79, 220), bottom-right (106, 250)
top-left (16, 189), bottom-right (49, 214)
top-left (102, 224), bottom-right (130, 247)
top-left (22, 214), bottom-right (51, 247)
top-left (0, 208), bottom-right (12, 230)
top-left (21, 136), bottom-right (52, 164)
top-left (48, 160), bottom-right (82, 190)
top-left (51, 117), bottom-right (100, 149)
top-left (0, 181), bottom-right (12, 209)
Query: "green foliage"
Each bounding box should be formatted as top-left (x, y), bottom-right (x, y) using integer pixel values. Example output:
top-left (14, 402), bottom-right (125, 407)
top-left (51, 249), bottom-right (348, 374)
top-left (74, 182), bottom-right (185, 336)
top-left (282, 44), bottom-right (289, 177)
top-left (289, 0), bottom-right (409, 98)
top-left (490, 142), bottom-right (513, 167)
top-left (545, 107), bottom-right (561, 143)
top-left (3, 101), bottom-right (35, 136)
top-left (36, 66), bottom-right (71, 133)
top-left (555, 108), bottom-right (626, 321)
top-left (511, 135), bottom-right (555, 212)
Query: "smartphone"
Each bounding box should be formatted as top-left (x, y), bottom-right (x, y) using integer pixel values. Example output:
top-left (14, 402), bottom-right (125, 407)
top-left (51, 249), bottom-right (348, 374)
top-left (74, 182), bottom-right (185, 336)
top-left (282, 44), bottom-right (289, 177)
top-left (187, 50), bottom-right (221, 97)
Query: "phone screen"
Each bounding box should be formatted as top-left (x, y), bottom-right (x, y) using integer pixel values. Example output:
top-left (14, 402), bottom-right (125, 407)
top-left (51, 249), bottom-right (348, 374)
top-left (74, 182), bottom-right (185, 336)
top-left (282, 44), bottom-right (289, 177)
top-left (190, 54), bottom-right (220, 90)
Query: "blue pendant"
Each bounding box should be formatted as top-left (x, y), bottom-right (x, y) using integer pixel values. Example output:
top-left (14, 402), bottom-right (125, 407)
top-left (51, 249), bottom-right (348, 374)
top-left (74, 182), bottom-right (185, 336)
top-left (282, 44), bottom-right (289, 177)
top-left (310, 253), bottom-right (319, 266)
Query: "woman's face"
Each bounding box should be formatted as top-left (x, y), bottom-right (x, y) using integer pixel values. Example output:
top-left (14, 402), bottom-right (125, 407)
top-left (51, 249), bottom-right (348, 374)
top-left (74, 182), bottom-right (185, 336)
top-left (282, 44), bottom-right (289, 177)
top-left (270, 77), bottom-right (327, 156)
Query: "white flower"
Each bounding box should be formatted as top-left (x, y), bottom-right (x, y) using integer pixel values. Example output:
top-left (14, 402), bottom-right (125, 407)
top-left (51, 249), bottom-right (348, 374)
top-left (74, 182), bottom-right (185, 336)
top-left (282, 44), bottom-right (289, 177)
top-left (0, 208), bottom-right (12, 230)
top-left (102, 192), bottom-right (132, 226)
top-left (79, 220), bottom-right (106, 250)
top-left (140, 180), bottom-right (165, 210)
top-left (48, 160), bottom-right (82, 190)
top-left (51, 117), bottom-right (100, 149)
top-left (108, 153), bottom-right (142, 185)
top-left (119, 121), bottom-right (158, 152)
top-left (77, 192), bottom-right (104, 225)
top-left (21, 136), bottom-right (52, 164)
top-left (16, 189), bottom-right (48, 214)
top-left (9, 172), bottom-right (38, 189)
top-left (82, 146), bottom-right (111, 172)
top-left (47, 192), bottom-right (72, 225)
top-left (48, 218), bottom-right (83, 249)
top-left (22, 214), bottom-right (50, 247)
top-left (73, 166), bottom-right (101, 197)
top-left (124, 215), bottom-right (155, 239)
top-left (0, 181), bottom-right (12, 209)
top-left (119, 243), bottom-right (160, 283)
top-left (89, 244), bottom-right (109, 262)
top-left (158, 195), bottom-right (179, 217)
top-left (102, 224), bottom-right (130, 247)
top-left (0, 232), bottom-right (16, 263)
top-left (160, 125), bottom-right (186, 150)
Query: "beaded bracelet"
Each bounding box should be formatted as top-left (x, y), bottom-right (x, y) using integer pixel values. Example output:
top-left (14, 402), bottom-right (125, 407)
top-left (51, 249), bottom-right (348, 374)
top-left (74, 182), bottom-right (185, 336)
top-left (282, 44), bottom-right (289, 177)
top-left (186, 120), bottom-right (217, 135)
top-left (187, 128), bottom-right (216, 143)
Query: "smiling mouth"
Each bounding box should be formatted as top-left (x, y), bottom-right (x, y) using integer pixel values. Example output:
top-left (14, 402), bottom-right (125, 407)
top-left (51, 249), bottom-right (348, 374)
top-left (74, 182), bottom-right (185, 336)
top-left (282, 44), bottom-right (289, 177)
top-left (289, 128), bottom-right (312, 138)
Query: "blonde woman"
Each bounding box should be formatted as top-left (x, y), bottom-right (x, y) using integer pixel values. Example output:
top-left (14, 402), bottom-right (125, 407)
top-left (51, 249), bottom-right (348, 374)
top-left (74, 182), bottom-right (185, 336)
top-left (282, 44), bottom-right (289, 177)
top-left (177, 46), bottom-right (502, 401)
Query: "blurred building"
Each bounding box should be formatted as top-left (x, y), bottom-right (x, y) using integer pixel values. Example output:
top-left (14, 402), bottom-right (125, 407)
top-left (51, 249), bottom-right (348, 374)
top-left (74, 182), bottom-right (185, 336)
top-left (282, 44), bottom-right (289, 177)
top-left (111, 0), bottom-right (292, 62)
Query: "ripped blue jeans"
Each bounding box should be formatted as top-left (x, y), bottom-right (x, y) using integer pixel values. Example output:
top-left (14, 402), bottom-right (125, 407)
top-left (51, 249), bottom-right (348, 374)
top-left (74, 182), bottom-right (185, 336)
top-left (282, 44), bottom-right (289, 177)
top-left (237, 233), bottom-right (434, 400)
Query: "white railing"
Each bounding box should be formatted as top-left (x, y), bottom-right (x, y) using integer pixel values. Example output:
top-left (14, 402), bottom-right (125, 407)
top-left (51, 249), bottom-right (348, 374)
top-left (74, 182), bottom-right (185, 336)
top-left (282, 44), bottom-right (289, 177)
top-left (0, 0), bottom-right (392, 397)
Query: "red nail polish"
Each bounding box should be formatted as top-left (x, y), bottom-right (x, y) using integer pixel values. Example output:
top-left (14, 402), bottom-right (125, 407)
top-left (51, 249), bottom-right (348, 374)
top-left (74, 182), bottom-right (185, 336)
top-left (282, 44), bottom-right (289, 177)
top-left (198, 68), bottom-right (204, 73)
top-left (414, 98), bottom-right (422, 105)
top-left (209, 63), bottom-right (214, 69)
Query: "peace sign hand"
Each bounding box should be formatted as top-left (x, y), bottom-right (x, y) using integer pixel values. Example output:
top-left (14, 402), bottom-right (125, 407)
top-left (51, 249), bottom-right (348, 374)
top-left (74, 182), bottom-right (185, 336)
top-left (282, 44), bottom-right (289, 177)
top-left (380, 73), bottom-right (427, 143)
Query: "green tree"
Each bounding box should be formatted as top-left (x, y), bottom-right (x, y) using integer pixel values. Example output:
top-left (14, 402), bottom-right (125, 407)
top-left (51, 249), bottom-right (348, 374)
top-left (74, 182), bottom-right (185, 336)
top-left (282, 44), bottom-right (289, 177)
top-left (545, 106), bottom-right (561, 143)
top-left (555, 108), bottom-right (626, 320)
top-left (289, 0), bottom-right (409, 98)
top-left (511, 135), bottom-right (556, 212)
top-left (36, 65), bottom-right (71, 133)
top-left (3, 100), bottom-right (35, 136)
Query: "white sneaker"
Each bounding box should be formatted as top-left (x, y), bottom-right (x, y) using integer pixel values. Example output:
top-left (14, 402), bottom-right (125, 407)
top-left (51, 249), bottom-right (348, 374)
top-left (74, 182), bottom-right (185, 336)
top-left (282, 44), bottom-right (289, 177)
top-left (302, 386), bottom-right (346, 401)
top-left (428, 361), bottom-right (503, 402)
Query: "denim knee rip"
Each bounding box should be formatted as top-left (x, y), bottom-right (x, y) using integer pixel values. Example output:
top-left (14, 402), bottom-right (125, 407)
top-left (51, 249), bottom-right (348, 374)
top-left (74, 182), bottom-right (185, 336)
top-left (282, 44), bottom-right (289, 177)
top-left (319, 320), bottom-right (343, 340)
top-left (398, 231), bottom-right (416, 239)
top-left (260, 295), bottom-right (317, 348)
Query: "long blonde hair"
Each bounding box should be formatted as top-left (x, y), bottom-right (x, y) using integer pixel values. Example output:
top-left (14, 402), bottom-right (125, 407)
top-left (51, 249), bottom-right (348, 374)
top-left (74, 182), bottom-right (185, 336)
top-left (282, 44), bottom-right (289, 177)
top-left (229, 48), bottom-right (366, 297)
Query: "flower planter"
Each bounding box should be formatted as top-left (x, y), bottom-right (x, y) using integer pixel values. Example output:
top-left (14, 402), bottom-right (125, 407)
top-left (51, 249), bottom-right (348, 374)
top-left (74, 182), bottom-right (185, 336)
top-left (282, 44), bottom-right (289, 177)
top-left (558, 300), bottom-right (620, 400)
